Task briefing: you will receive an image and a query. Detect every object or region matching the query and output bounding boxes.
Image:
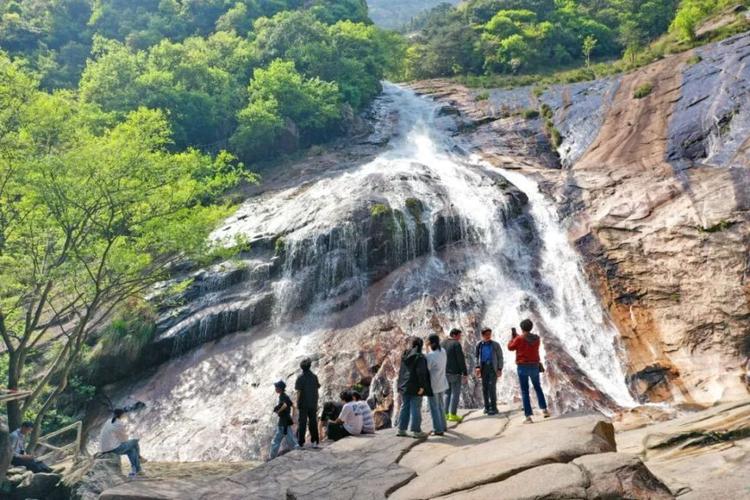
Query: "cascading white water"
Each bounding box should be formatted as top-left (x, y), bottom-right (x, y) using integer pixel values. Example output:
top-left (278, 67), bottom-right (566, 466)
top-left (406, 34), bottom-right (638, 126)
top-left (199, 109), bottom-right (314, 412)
top-left (113, 83), bottom-right (634, 462)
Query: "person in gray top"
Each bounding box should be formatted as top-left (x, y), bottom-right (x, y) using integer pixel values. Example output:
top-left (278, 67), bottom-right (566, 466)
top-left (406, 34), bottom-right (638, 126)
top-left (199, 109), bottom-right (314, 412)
top-left (474, 327), bottom-right (503, 415)
top-left (9, 421), bottom-right (52, 473)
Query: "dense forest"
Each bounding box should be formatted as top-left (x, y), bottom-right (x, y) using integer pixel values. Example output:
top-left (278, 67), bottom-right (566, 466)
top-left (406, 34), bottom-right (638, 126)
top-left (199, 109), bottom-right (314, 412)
top-left (0, 0), bottom-right (403, 162)
top-left (403, 0), bottom-right (744, 79)
top-left (0, 0), bottom-right (745, 445)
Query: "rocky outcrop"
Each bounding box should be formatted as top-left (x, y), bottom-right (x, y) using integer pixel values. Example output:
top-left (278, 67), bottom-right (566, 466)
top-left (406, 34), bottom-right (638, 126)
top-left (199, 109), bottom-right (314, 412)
top-left (617, 399), bottom-right (750, 498)
top-left (95, 410), bottom-right (674, 500)
top-left (412, 30), bottom-right (750, 406)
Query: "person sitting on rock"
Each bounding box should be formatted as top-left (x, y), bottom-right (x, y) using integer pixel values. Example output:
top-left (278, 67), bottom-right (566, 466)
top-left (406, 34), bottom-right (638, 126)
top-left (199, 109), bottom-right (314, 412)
top-left (443, 328), bottom-right (468, 423)
top-left (269, 380), bottom-right (300, 459)
top-left (295, 357), bottom-right (321, 449)
top-left (475, 327), bottom-right (503, 415)
top-left (99, 409), bottom-right (143, 477)
top-left (9, 421), bottom-right (53, 473)
top-left (318, 400), bottom-right (343, 441)
top-left (327, 390), bottom-right (363, 441)
top-left (426, 333), bottom-right (449, 436)
top-left (351, 391), bottom-right (375, 434)
top-left (397, 336), bottom-right (431, 438)
top-left (508, 319), bottom-right (550, 424)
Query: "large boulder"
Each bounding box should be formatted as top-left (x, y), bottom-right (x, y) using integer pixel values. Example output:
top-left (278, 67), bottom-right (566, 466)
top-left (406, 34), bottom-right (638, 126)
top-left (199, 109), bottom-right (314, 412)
top-left (6, 469), bottom-right (65, 500)
top-left (390, 413), bottom-right (616, 499)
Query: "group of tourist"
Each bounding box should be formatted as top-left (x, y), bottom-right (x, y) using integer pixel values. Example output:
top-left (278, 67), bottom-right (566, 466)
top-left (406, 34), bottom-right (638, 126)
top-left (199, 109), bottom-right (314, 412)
top-left (268, 318), bottom-right (549, 457)
top-left (5, 319), bottom-right (549, 476)
top-left (269, 357), bottom-right (377, 458)
top-left (396, 319), bottom-right (548, 439)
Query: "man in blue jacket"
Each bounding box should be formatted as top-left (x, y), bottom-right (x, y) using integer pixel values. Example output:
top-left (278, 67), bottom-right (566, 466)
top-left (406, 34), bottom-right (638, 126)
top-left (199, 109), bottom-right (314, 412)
top-left (475, 327), bottom-right (503, 415)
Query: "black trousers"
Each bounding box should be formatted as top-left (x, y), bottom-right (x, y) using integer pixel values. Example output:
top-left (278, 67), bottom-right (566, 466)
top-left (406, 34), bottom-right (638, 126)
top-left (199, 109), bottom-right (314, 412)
top-left (326, 422), bottom-right (351, 441)
top-left (480, 363), bottom-right (498, 412)
top-left (297, 406), bottom-right (319, 445)
top-left (12, 456), bottom-right (52, 473)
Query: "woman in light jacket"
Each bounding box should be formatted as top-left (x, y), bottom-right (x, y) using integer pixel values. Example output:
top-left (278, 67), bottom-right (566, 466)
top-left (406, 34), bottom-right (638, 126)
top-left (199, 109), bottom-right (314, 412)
top-left (425, 333), bottom-right (449, 435)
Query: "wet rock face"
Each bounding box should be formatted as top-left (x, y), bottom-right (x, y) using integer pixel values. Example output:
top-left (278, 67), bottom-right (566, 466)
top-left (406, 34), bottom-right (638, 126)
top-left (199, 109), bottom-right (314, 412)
top-left (668, 32), bottom-right (750, 168)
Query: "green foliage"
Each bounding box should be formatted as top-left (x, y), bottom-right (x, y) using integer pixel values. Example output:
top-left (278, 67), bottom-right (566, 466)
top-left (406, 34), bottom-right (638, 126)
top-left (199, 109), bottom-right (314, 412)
top-left (0, 52), bottom-right (253, 431)
top-left (370, 203), bottom-right (392, 217)
top-left (633, 82), bottom-right (654, 98)
top-left (475, 91), bottom-right (490, 101)
top-left (405, 0), bottom-right (683, 79)
top-left (522, 108), bottom-right (540, 119)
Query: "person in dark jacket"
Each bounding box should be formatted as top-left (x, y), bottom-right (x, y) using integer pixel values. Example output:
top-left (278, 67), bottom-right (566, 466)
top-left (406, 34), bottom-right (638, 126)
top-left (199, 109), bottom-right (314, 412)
top-left (318, 401), bottom-right (343, 441)
top-left (397, 336), bottom-right (431, 438)
top-left (475, 327), bottom-right (503, 415)
top-left (442, 328), bottom-right (468, 422)
top-left (508, 319), bottom-right (550, 423)
top-left (294, 357), bottom-right (321, 448)
top-left (269, 380), bottom-right (300, 459)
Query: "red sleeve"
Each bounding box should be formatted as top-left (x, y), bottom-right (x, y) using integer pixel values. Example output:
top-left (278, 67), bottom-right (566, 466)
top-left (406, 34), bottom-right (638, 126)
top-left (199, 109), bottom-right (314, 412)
top-left (508, 336), bottom-right (520, 351)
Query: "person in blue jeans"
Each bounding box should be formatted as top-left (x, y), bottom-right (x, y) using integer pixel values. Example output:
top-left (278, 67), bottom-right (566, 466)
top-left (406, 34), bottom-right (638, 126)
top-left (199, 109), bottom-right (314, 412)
top-left (396, 336), bottom-right (432, 438)
top-left (99, 409), bottom-right (143, 477)
top-left (425, 334), bottom-right (448, 435)
top-left (474, 327), bottom-right (503, 415)
top-left (508, 319), bottom-right (550, 423)
top-left (269, 380), bottom-right (300, 459)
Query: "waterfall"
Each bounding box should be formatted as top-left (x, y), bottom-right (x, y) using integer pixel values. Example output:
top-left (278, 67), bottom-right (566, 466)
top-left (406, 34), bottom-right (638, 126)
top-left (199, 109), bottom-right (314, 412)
top-left (115, 83), bottom-right (634, 462)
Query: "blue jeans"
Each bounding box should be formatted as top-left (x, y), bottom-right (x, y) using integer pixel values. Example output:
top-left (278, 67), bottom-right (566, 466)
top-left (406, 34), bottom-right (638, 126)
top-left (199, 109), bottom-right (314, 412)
top-left (111, 439), bottom-right (141, 473)
top-left (517, 364), bottom-right (547, 417)
top-left (398, 394), bottom-right (423, 432)
top-left (270, 425), bottom-right (299, 459)
top-left (445, 374), bottom-right (462, 415)
top-left (428, 391), bottom-right (447, 433)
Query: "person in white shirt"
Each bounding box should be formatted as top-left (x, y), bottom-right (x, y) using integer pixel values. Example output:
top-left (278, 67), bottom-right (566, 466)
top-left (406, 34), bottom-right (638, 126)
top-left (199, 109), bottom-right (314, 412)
top-left (426, 334), bottom-right (449, 435)
top-left (352, 391), bottom-right (375, 434)
top-left (99, 409), bottom-right (143, 477)
top-left (326, 391), bottom-right (363, 441)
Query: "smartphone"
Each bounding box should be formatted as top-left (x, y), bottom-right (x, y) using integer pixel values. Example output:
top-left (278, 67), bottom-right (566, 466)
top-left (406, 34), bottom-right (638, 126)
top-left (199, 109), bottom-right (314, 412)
top-left (511, 327), bottom-right (518, 338)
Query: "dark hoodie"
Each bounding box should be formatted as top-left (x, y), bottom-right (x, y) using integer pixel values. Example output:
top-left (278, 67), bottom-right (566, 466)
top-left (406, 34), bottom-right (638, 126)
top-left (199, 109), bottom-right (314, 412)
top-left (397, 347), bottom-right (433, 397)
top-left (295, 368), bottom-right (320, 410)
top-left (508, 332), bottom-right (541, 365)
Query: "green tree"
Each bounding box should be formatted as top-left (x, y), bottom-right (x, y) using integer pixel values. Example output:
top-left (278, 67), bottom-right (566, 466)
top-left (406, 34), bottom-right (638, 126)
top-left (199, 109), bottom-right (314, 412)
top-left (583, 35), bottom-right (598, 67)
top-left (0, 53), bottom-right (252, 436)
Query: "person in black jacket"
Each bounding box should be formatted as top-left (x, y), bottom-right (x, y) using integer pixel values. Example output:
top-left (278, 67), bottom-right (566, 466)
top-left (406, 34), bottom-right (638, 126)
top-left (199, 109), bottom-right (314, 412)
top-left (396, 336), bottom-right (432, 439)
top-left (295, 357), bottom-right (321, 448)
top-left (443, 328), bottom-right (468, 422)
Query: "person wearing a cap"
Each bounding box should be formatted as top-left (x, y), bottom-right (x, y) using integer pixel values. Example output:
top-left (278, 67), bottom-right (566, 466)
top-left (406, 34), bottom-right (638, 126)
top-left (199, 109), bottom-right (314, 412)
top-left (269, 380), bottom-right (300, 459)
top-left (474, 327), bottom-right (503, 415)
top-left (294, 357), bottom-right (321, 448)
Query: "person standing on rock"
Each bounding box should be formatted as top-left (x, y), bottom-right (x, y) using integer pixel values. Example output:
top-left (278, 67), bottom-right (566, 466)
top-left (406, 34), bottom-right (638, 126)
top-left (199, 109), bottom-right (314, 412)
top-left (269, 380), bottom-right (300, 459)
top-left (9, 421), bottom-right (53, 473)
top-left (397, 336), bottom-right (431, 438)
top-left (443, 328), bottom-right (468, 422)
top-left (294, 357), bottom-right (321, 448)
top-left (99, 409), bottom-right (143, 477)
top-left (508, 319), bottom-right (550, 423)
top-left (475, 327), bottom-right (503, 415)
top-left (426, 334), bottom-right (449, 436)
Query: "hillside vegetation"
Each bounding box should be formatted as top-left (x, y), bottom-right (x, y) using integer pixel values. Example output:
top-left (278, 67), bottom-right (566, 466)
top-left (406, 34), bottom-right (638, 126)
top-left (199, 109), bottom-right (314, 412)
top-left (404, 0), bottom-right (749, 80)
